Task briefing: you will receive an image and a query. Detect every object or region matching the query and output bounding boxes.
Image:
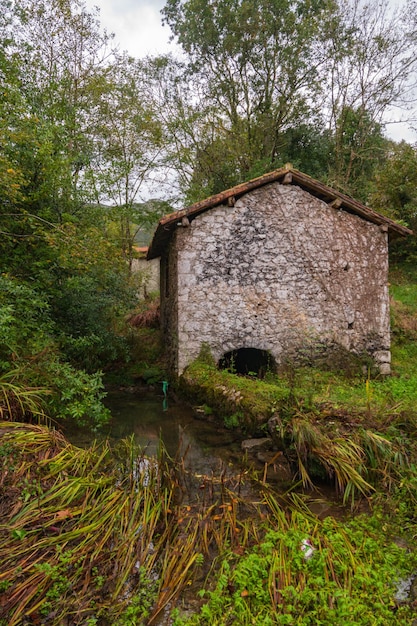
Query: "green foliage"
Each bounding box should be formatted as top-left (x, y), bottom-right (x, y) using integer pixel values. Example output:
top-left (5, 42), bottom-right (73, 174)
top-left (329, 106), bottom-right (388, 200)
top-left (162, 0), bottom-right (336, 200)
top-left (117, 326), bottom-right (165, 387)
top-left (115, 571), bottom-right (159, 626)
top-left (278, 123), bottom-right (334, 182)
top-left (51, 273), bottom-right (131, 371)
top-left (371, 142), bottom-right (417, 229)
top-left (0, 275), bottom-right (53, 371)
top-left (223, 412), bottom-right (242, 429)
top-left (0, 274), bottom-right (110, 428)
top-left (371, 143), bottom-right (417, 261)
top-left (0, 0), bottom-right (162, 415)
top-left (0, 370), bottom-right (49, 424)
top-left (174, 509), bottom-right (417, 625)
top-left (83, 54), bottom-right (166, 269)
top-left (196, 343), bottom-right (216, 367)
top-left (43, 361), bottom-right (110, 429)
top-left (141, 366), bottom-right (164, 385)
top-left (161, 0), bottom-right (417, 203)
top-left (180, 356), bottom-right (290, 430)
top-left (0, 0), bottom-right (162, 427)
top-left (390, 465), bottom-right (417, 535)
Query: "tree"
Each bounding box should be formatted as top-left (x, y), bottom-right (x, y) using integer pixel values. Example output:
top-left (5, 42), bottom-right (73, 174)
top-left (5, 0), bottom-right (117, 223)
top-left (329, 106), bottom-right (388, 201)
top-left (161, 0), bottom-right (335, 199)
top-left (0, 0), bottom-right (149, 412)
top-left (84, 53), bottom-right (166, 269)
top-left (0, 0), bottom-right (119, 280)
top-left (371, 142), bottom-right (417, 226)
top-left (321, 0), bottom-right (417, 196)
top-left (160, 0), bottom-right (417, 203)
top-left (369, 141), bottom-right (417, 262)
top-left (278, 123), bottom-right (334, 182)
top-left (144, 54), bottom-right (226, 203)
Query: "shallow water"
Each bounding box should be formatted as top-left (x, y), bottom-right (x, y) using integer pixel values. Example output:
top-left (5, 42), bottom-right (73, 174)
top-left (67, 390), bottom-right (249, 478)
top-left (106, 392), bottom-right (235, 451)
top-left (65, 389), bottom-right (346, 515)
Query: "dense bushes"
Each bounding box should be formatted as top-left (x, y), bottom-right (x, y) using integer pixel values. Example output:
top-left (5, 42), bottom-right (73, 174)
top-left (0, 273), bottom-right (115, 428)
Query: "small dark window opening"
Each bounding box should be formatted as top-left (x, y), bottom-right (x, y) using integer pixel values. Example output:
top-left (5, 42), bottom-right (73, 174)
top-left (218, 348), bottom-right (276, 378)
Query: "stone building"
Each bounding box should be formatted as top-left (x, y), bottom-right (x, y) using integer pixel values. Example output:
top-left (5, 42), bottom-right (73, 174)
top-left (147, 166), bottom-right (411, 376)
top-left (131, 247), bottom-right (160, 297)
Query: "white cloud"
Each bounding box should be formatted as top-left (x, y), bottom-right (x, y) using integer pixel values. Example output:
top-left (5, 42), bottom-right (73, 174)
top-left (385, 122), bottom-right (417, 144)
top-left (84, 0), bottom-right (174, 58)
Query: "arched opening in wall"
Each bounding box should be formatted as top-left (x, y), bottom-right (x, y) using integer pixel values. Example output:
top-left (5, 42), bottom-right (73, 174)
top-left (218, 348), bottom-right (276, 378)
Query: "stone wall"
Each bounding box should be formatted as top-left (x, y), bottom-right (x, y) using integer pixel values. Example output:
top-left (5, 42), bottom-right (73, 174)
top-left (163, 182), bottom-right (391, 375)
top-left (131, 257), bottom-right (160, 296)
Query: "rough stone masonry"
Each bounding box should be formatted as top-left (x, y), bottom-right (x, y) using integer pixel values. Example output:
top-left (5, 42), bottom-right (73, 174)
top-left (159, 180), bottom-right (392, 376)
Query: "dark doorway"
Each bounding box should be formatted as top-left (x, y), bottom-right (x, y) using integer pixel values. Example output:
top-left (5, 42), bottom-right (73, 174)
top-left (218, 348), bottom-right (276, 377)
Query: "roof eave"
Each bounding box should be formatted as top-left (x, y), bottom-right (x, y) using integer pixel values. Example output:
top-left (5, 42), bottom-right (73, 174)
top-left (147, 166), bottom-right (412, 260)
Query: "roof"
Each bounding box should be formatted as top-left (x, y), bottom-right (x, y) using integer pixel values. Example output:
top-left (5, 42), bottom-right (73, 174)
top-left (147, 165), bottom-right (412, 260)
top-left (133, 246), bottom-right (149, 258)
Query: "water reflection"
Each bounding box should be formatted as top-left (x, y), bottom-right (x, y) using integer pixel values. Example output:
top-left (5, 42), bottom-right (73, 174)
top-left (100, 391), bottom-right (243, 477)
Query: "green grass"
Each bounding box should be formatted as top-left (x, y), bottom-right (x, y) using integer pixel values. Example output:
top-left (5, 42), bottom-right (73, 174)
top-left (178, 264), bottom-right (417, 502)
top-left (391, 284), bottom-right (417, 312)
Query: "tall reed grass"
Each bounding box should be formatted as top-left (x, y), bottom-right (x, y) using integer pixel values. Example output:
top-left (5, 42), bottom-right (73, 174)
top-left (0, 423), bottom-right (261, 625)
top-left (0, 370), bottom-right (50, 424)
top-left (280, 416), bottom-right (409, 505)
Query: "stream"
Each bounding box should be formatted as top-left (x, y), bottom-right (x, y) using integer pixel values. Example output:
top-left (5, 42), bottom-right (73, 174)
top-left (66, 389), bottom-right (345, 518)
top-left (70, 390), bottom-right (246, 473)
top-left (63, 390), bottom-right (389, 623)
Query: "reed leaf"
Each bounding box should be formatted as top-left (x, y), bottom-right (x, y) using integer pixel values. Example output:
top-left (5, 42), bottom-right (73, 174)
top-left (0, 424), bottom-right (182, 625)
top-left (0, 371), bottom-right (50, 424)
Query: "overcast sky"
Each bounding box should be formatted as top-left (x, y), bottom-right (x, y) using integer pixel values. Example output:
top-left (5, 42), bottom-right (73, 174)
top-left (84, 0), bottom-right (173, 58)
